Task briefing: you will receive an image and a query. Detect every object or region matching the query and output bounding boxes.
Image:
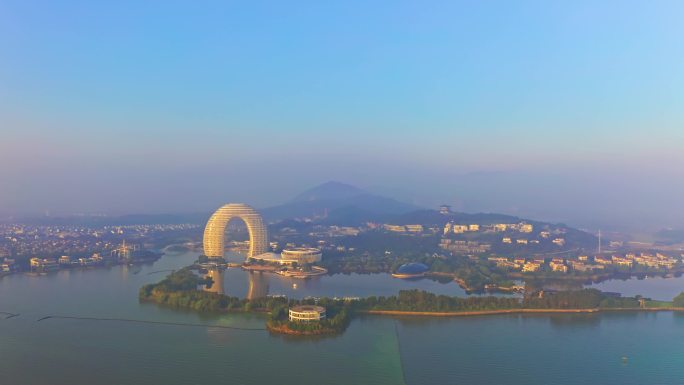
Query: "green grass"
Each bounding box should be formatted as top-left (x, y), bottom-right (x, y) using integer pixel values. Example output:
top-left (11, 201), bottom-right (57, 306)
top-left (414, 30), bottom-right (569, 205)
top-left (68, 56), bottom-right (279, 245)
top-left (645, 300), bottom-right (673, 308)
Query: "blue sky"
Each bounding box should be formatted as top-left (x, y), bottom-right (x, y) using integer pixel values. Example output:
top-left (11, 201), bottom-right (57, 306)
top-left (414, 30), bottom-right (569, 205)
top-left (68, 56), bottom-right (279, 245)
top-left (1, 1), bottom-right (683, 231)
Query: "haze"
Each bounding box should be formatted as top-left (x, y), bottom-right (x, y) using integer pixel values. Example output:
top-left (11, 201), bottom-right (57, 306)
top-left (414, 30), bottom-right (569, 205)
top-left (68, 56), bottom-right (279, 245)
top-left (1, 1), bottom-right (683, 232)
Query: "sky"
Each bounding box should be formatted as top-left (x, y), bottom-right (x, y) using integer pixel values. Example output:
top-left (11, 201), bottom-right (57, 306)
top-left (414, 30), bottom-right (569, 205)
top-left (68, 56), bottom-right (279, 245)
top-left (1, 0), bottom-right (683, 232)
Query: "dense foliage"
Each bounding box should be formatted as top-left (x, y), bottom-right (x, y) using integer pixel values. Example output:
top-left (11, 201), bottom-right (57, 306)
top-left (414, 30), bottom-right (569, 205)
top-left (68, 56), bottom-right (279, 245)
top-left (139, 269), bottom-right (287, 312)
top-left (673, 292), bottom-right (684, 307)
top-left (141, 271), bottom-right (669, 337)
top-left (523, 289), bottom-right (640, 309)
top-left (267, 300), bottom-right (351, 335)
top-left (355, 290), bottom-right (521, 312)
top-left (321, 231), bottom-right (439, 274)
top-left (140, 270), bottom-right (351, 334)
top-left (355, 289), bottom-right (647, 312)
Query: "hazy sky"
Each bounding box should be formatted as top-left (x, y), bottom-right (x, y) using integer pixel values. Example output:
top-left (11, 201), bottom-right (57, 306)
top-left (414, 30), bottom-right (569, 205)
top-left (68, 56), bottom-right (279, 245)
top-left (1, 1), bottom-right (683, 231)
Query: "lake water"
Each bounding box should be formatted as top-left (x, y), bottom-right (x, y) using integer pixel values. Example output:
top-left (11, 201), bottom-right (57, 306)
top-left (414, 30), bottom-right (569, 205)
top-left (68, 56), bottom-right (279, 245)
top-left (1, 250), bottom-right (683, 384)
top-left (587, 275), bottom-right (684, 301)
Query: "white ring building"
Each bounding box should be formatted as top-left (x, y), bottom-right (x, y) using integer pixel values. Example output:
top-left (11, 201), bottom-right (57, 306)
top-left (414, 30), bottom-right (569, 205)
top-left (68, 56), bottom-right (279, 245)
top-left (288, 305), bottom-right (327, 322)
top-left (281, 248), bottom-right (322, 264)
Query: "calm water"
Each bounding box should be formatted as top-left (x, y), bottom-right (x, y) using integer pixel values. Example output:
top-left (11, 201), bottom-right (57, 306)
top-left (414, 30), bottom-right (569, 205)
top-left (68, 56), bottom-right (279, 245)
top-left (587, 275), bottom-right (684, 301)
top-left (1, 250), bottom-right (683, 385)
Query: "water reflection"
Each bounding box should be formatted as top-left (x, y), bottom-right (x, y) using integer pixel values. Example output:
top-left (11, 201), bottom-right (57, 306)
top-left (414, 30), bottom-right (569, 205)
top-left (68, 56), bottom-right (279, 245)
top-left (204, 268), bottom-right (225, 295)
top-left (247, 272), bottom-right (269, 300)
top-left (524, 279), bottom-right (585, 294)
top-left (203, 269), bottom-right (270, 299)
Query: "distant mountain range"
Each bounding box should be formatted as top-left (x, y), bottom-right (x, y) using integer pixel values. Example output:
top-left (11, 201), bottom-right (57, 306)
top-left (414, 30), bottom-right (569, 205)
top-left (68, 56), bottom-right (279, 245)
top-left (261, 181), bottom-right (420, 223)
top-left (6, 182), bottom-right (590, 238)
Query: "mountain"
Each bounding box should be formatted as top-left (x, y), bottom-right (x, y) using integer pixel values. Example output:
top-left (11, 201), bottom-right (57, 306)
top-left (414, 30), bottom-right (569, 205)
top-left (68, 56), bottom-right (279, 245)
top-left (390, 210), bottom-right (528, 226)
top-left (292, 181), bottom-right (366, 202)
top-left (262, 181), bottom-right (420, 222)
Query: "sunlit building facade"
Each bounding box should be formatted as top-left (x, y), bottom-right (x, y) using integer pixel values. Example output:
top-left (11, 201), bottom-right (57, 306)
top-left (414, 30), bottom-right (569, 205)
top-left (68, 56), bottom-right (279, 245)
top-left (288, 305), bottom-right (326, 322)
top-left (281, 248), bottom-right (322, 264)
top-left (203, 203), bottom-right (268, 259)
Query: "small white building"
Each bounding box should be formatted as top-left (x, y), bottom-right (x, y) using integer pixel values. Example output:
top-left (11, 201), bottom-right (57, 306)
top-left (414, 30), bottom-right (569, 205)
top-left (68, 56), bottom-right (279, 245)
top-left (289, 305), bottom-right (326, 322)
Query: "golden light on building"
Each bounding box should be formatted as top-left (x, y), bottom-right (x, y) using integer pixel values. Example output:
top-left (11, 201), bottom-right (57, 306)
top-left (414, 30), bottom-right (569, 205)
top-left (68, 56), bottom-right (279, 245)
top-left (203, 203), bottom-right (268, 259)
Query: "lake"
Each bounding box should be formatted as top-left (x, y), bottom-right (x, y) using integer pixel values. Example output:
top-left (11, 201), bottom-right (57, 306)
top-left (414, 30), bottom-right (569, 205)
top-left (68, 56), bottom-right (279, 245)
top-left (1, 250), bottom-right (683, 384)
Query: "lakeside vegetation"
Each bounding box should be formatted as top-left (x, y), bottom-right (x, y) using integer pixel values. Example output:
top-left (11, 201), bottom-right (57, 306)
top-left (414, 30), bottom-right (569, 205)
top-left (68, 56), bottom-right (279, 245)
top-left (139, 269), bottom-right (351, 335)
top-left (266, 301), bottom-right (350, 335)
top-left (354, 289), bottom-right (644, 312)
top-left (139, 269), bottom-right (287, 312)
top-left (141, 270), bottom-right (684, 336)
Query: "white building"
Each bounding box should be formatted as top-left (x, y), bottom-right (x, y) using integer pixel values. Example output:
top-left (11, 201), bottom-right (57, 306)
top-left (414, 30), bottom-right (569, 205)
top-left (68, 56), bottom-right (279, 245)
top-left (289, 305), bottom-right (326, 322)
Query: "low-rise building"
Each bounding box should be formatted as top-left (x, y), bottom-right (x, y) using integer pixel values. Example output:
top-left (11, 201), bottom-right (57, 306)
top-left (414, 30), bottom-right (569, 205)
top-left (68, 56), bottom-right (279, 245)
top-left (522, 261), bottom-right (542, 272)
top-left (440, 239), bottom-right (491, 254)
top-left (1, 258), bottom-right (19, 273)
top-left (595, 256), bottom-right (612, 265)
top-left (494, 224), bottom-right (509, 232)
top-left (30, 257), bottom-right (59, 271)
top-left (570, 261), bottom-right (605, 272)
top-left (611, 255), bottom-right (633, 268)
top-left (281, 248), bottom-right (322, 264)
top-left (439, 205), bottom-right (452, 215)
top-left (488, 256), bottom-right (521, 269)
top-left (550, 261), bottom-right (568, 273)
top-left (289, 305), bottom-right (326, 322)
top-left (383, 224), bottom-right (406, 233)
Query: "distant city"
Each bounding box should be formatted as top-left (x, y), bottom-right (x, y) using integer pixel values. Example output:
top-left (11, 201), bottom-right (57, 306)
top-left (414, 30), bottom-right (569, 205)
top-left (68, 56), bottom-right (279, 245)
top-left (3, 183), bottom-right (683, 296)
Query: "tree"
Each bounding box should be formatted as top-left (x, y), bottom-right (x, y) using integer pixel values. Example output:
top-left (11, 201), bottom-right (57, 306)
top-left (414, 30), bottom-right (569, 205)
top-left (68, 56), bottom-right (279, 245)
top-left (673, 292), bottom-right (684, 307)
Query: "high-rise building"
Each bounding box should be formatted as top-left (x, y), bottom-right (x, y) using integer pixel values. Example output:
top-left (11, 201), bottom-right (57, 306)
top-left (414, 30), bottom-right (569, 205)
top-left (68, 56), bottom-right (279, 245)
top-left (203, 203), bottom-right (268, 259)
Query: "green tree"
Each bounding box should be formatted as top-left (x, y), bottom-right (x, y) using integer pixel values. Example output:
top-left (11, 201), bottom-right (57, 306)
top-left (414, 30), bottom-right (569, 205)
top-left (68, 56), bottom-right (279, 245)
top-left (673, 292), bottom-right (684, 307)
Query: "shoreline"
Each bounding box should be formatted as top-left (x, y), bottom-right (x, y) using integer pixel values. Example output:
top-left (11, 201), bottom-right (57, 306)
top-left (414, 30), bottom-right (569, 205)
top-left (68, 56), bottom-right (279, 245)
top-left (266, 323), bottom-right (339, 336)
top-left (361, 307), bottom-right (684, 317)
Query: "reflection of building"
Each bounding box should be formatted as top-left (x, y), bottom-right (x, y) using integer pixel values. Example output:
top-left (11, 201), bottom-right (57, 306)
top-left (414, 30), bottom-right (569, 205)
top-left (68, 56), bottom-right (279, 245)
top-left (281, 248), bottom-right (322, 264)
top-left (246, 272), bottom-right (269, 299)
top-left (289, 305), bottom-right (326, 322)
top-left (203, 269), bottom-right (225, 295)
top-left (203, 203), bottom-right (268, 259)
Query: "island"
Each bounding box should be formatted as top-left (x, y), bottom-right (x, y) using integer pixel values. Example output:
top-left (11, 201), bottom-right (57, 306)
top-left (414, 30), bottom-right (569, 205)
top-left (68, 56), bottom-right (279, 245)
top-left (140, 269), bottom-right (684, 337)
